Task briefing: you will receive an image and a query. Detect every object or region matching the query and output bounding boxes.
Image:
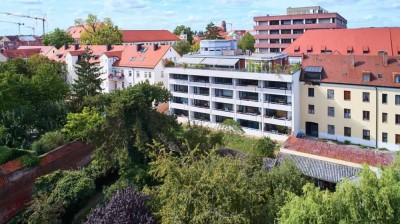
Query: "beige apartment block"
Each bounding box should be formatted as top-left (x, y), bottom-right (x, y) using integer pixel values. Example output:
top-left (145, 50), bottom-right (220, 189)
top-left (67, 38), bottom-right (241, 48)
top-left (299, 54), bottom-right (400, 151)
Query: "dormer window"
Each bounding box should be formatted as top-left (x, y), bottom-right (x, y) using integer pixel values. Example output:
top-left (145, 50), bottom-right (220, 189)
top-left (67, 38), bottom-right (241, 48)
top-left (347, 46), bottom-right (353, 54)
top-left (394, 74), bottom-right (400, 83)
top-left (362, 71), bottom-right (371, 82)
top-left (320, 46), bottom-right (326, 53)
top-left (130, 56), bottom-right (136, 61)
top-left (307, 45), bottom-right (312, 53)
top-left (294, 46), bottom-right (300, 53)
top-left (363, 46), bottom-right (370, 54)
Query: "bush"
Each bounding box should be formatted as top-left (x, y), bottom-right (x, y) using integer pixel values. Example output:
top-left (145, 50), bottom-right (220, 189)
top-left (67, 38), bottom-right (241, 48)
top-left (164, 60), bottom-right (175, 67)
top-left (344, 140), bottom-right (351, 145)
top-left (19, 153), bottom-right (40, 168)
top-left (252, 137), bottom-right (279, 158)
top-left (359, 144), bottom-right (366, 149)
top-left (32, 131), bottom-right (65, 155)
top-left (85, 187), bottom-right (155, 224)
top-left (0, 146), bottom-right (31, 164)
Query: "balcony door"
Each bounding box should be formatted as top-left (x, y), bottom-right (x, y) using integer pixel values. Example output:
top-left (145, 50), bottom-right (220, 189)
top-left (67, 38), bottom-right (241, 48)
top-left (306, 122), bottom-right (319, 138)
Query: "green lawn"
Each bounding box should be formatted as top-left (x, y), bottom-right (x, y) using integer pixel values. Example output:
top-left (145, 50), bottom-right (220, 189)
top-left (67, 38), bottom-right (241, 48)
top-left (223, 134), bottom-right (259, 154)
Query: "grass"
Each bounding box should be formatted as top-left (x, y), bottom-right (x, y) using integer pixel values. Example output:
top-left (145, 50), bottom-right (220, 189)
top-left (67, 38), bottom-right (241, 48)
top-left (223, 134), bottom-right (259, 154)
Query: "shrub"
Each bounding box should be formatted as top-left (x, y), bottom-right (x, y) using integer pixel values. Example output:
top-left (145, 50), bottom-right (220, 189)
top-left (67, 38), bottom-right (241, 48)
top-left (359, 144), bottom-right (366, 149)
top-left (378, 147), bottom-right (389, 151)
top-left (32, 131), bottom-right (65, 155)
top-left (19, 153), bottom-right (40, 168)
top-left (252, 137), bottom-right (279, 158)
top-left (0, 146), bottom-right (31, 164)
top-left (344, 140), bottom-right (351, 145)
top-left (164, 60), bottom-right (175, 67)
top-left (85, 187), bottom-right (155, 224)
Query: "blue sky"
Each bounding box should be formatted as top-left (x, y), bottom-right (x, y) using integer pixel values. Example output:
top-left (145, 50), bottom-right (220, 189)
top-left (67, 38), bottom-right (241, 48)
top-left (0, 0), bottom-right (399, 36)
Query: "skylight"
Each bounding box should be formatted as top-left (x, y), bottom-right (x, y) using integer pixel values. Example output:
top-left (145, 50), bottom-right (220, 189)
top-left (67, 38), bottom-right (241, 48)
top-left (130, 56), bottom-right (136, 61)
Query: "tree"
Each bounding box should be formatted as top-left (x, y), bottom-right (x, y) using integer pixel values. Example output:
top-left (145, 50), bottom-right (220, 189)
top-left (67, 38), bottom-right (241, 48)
top-left (62, 107), bottom-right (105, 141)
top-left (173, 25), bottom-right (194, 44)
top-left (85, 187), bottom-right (155, 224)
top-left (173, 40), bottom-right (191, 56)
top-left (147, 150), bottom-right (307, 223)
top-left (42, 28), bottom-right (75, 49)
top-left (204, 22), bottom-right (223, 40)
top-left (238, 33), bottom-right (255, 52)
top-left (278, 165), bottom-right (400, 224)
top-left (190, 42), bottom-right (200, 53)
top-left (75, 14), bottom-right (122, 45)
top-left (71, 48), bottom-right (103, 106)
top-left (252, 137), bottom-right (278, 158)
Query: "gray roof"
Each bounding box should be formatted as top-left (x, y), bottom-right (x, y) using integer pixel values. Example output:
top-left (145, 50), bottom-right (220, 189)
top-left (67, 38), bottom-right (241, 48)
top-left (265, 152), bottom-right (362, 183)
top-left (305, 66), bottom-right (323, 73)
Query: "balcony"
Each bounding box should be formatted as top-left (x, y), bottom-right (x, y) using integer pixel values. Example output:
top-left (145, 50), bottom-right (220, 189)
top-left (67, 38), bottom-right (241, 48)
top-left (264, 124), bottom-right (291, 135)
top-left (191, 76), bottom-right (209, 83)
top-left (214, 102), bottom-right (234, 112)
top-left (214, 89), bottom-right (233, 99)
top-left (172, 96), bottom-right (188, 105)
top-left (239, 91), bottom-right (259, 102)
top-left (193, 112), bottom-right (211, 122)
top-left (108, 74), bottom-right (124, 81)
top-left (264, 95), bottom-right (290, 105)
top-left (193, 87), bottom-right (210, 96)
top-left (214, 77), bottom-right (233, 85)
top-left (171, 74), bottom-right (188, 80)
top-left (192, 99), bottom-right (210, 109)
top-left (238, 119), bottom-right (260, 130)
top-left (172, 85), bottom-right (188, 93)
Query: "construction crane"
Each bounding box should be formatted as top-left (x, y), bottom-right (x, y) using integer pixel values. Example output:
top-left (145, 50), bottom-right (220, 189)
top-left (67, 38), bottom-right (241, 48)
top-left (25, 26), bottom-right (35, 35)
top-left (0, 20), bottom-right (24, 36)
top-left (0, 12), bottom-right (46, 35)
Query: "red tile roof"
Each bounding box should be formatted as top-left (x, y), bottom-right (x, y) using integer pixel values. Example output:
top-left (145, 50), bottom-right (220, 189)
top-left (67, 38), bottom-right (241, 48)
top-left (1, 49), bottom-right (41, 59)
top-left (18, 46), bottom-right (55, 56)
top-left (122, 30), bottom-right (179, 43)
top-left (66, 26), bottom-right (86, 39)
top-left (283, 136), bottom-right (395, 167)
top-left (301, 54), bottom-right (400, 88)
top-left (284, 28), bottom-right (400, 56)
top-left (0, 160), bottom-right (23, 175)
top-left (51, 44), bottom-right (172, 69)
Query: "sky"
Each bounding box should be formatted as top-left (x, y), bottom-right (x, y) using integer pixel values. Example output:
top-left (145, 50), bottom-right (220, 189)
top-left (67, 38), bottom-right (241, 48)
top-left (0, 0), bottom-right (399, 36)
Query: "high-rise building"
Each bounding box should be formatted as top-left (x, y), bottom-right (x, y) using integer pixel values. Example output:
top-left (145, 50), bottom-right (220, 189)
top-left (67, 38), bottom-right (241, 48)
top-left (253, 6), bottom-right (347, 53)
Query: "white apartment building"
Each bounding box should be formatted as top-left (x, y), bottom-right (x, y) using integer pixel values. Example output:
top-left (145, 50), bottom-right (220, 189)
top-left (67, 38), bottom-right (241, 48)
top-left (166, 40), bottom-right (301, 141)
top-left (51, 43), bottom-right (180, 92)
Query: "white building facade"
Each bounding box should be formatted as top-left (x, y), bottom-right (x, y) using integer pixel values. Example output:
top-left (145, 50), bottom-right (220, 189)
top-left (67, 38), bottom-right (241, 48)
top-left (166, 42), bottom-right (301, 141)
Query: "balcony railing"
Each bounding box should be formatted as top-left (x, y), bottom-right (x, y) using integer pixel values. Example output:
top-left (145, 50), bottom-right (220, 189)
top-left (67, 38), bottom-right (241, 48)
top-left (108, 74), bottom-right (124, 81)
top-left (174, 64), bottom-right (298, 75)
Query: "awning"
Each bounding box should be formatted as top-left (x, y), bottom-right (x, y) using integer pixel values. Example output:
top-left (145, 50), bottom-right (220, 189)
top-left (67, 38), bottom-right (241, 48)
top-left (178, 57), bottom-right (204, 64)
top-left (201, 58), bottom-right (239, 66)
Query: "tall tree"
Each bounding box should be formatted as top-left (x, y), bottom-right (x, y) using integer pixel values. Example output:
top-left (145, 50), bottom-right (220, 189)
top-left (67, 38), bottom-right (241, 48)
top-left (204, 22), bottom-right (224, 40)
top-left (173, 25), bottom-right (194, 44)
top-left (173, 40), bottom-right (191, 56)
top-left (71, 48), bottom-right (103, 106)
top-left (190, 42), bottom-right (200, 53)
top-left (238, 33), bottom-right (255, 52)
top-left (42, 28), bottom-right (75, 49)
top-left (75, 14), bottom-right (123, 45)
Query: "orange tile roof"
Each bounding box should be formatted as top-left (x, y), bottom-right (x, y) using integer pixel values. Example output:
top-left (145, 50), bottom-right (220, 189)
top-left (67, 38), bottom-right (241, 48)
top-left (301, 54), bottom-right (400, 88)
top-left (0, 160), bottom-right (23, 175)
top-left (122, 30), bottom-right (179, 43)
top-left (66, 26), bottom-right (86, 39)
top-left (1, 49), bottom-right (41, 59)
top-left (18, 46), bottom-right (55, 56)
top-left (51, 44), bottom-right (172, 68)
top-left (284, 28), bottom-right (400, 56)
top-left (283, 136), bottom-right (395, 167)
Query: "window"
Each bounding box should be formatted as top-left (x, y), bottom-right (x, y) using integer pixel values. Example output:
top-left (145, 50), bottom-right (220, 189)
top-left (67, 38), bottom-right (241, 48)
top-left (395, 75), bottom-right (400, 83)
top-left (362, 74), bottom-right (370, 82)
top-left (344, 91), bottom-right (351, 100)
top-left (363, 111), bottom-right (370, 121)
top-left (308, 88), bottom-right (314, 97)
top-left (308, 105), bottom-right (315, 114)
top-left (362, 92), bottom-right (370, 102)
top-left (129, 82), bottom-right (132, 87)
top-left (363, 129), bottom-right (370, 140)
top-left (382, 132), bottom-right (388, 143)
top-left (327, 89), bottom-right (334, 99)
top-left (382, 113), bottom-right (388, 123)
top-left (382, 94), bottom-right (387, 104)
top-left (149, 72), bottom-right (152, 78)
top-left (344, 127), bottom-right (351, 137)
top-left (122, 82), bottom-right (125, 89)
top-left (328, 107), bottom-right (335, 117)
top-left (396, 95), bottom-right (400, 105)
top-left (136, 71), bottom-right (140, 77)
top-left (328, 125), bottom-right (335, 135)
top-left (396, 134), bottom-right (400, 144)
top-left (144, 72), bottom-right (148, 78)
top-left (344, 109), bottom-right (351, 119)
top-left (161, 71), bottom-right (164, 78)
top-left (396, 114), bottom-right (400, 125)
top-left (129, 71), bottom-right (132, 77)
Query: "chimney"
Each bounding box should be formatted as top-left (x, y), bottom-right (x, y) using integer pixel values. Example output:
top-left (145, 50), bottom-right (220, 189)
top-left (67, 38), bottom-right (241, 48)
top-left (136, 43), bottom-right (142, 52)
top-left (106, 44), bottom-right (112, 51)
top-left (64, 43), bottom-right (69, 50)
top-left (378, 50), bottom-right (388, 66)
top-left (74, 43), bottom-right (79, 51)
top-left (153, 43), bottom-right (158, 51)
top-left (350, 55), bottom-right (355, 68)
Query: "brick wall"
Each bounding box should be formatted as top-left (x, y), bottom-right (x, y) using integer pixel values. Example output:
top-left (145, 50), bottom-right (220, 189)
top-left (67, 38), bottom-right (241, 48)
top-left (0, 140), bottom-right (94, 223)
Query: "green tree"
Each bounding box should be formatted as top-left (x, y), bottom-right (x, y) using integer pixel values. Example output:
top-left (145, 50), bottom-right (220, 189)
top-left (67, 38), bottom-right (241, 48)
top-left (173, 40), bottom-right (191, 56)
top-left (173, 25), bottom-right (194, 44)
top-left (42, 28), bottom-right (75, 49)
top-left (147, 150), bottom-right (307, 224)
top-left (204, 22), bottom-right (223, 40)
top-left (252, 137), bottom-right (278, 158)
top-left (75, 14), bottom-right (123, 45)
top-left (71, 48), bottom-right (103, 106)
top-left (190, 41), bottom-right (200, 53)
top-left (238, 33), bottom-right (255, 52)
top-left (278, 165), bottom-right (400, 224)
top-left (62, 107), bottom-right (105, 141)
